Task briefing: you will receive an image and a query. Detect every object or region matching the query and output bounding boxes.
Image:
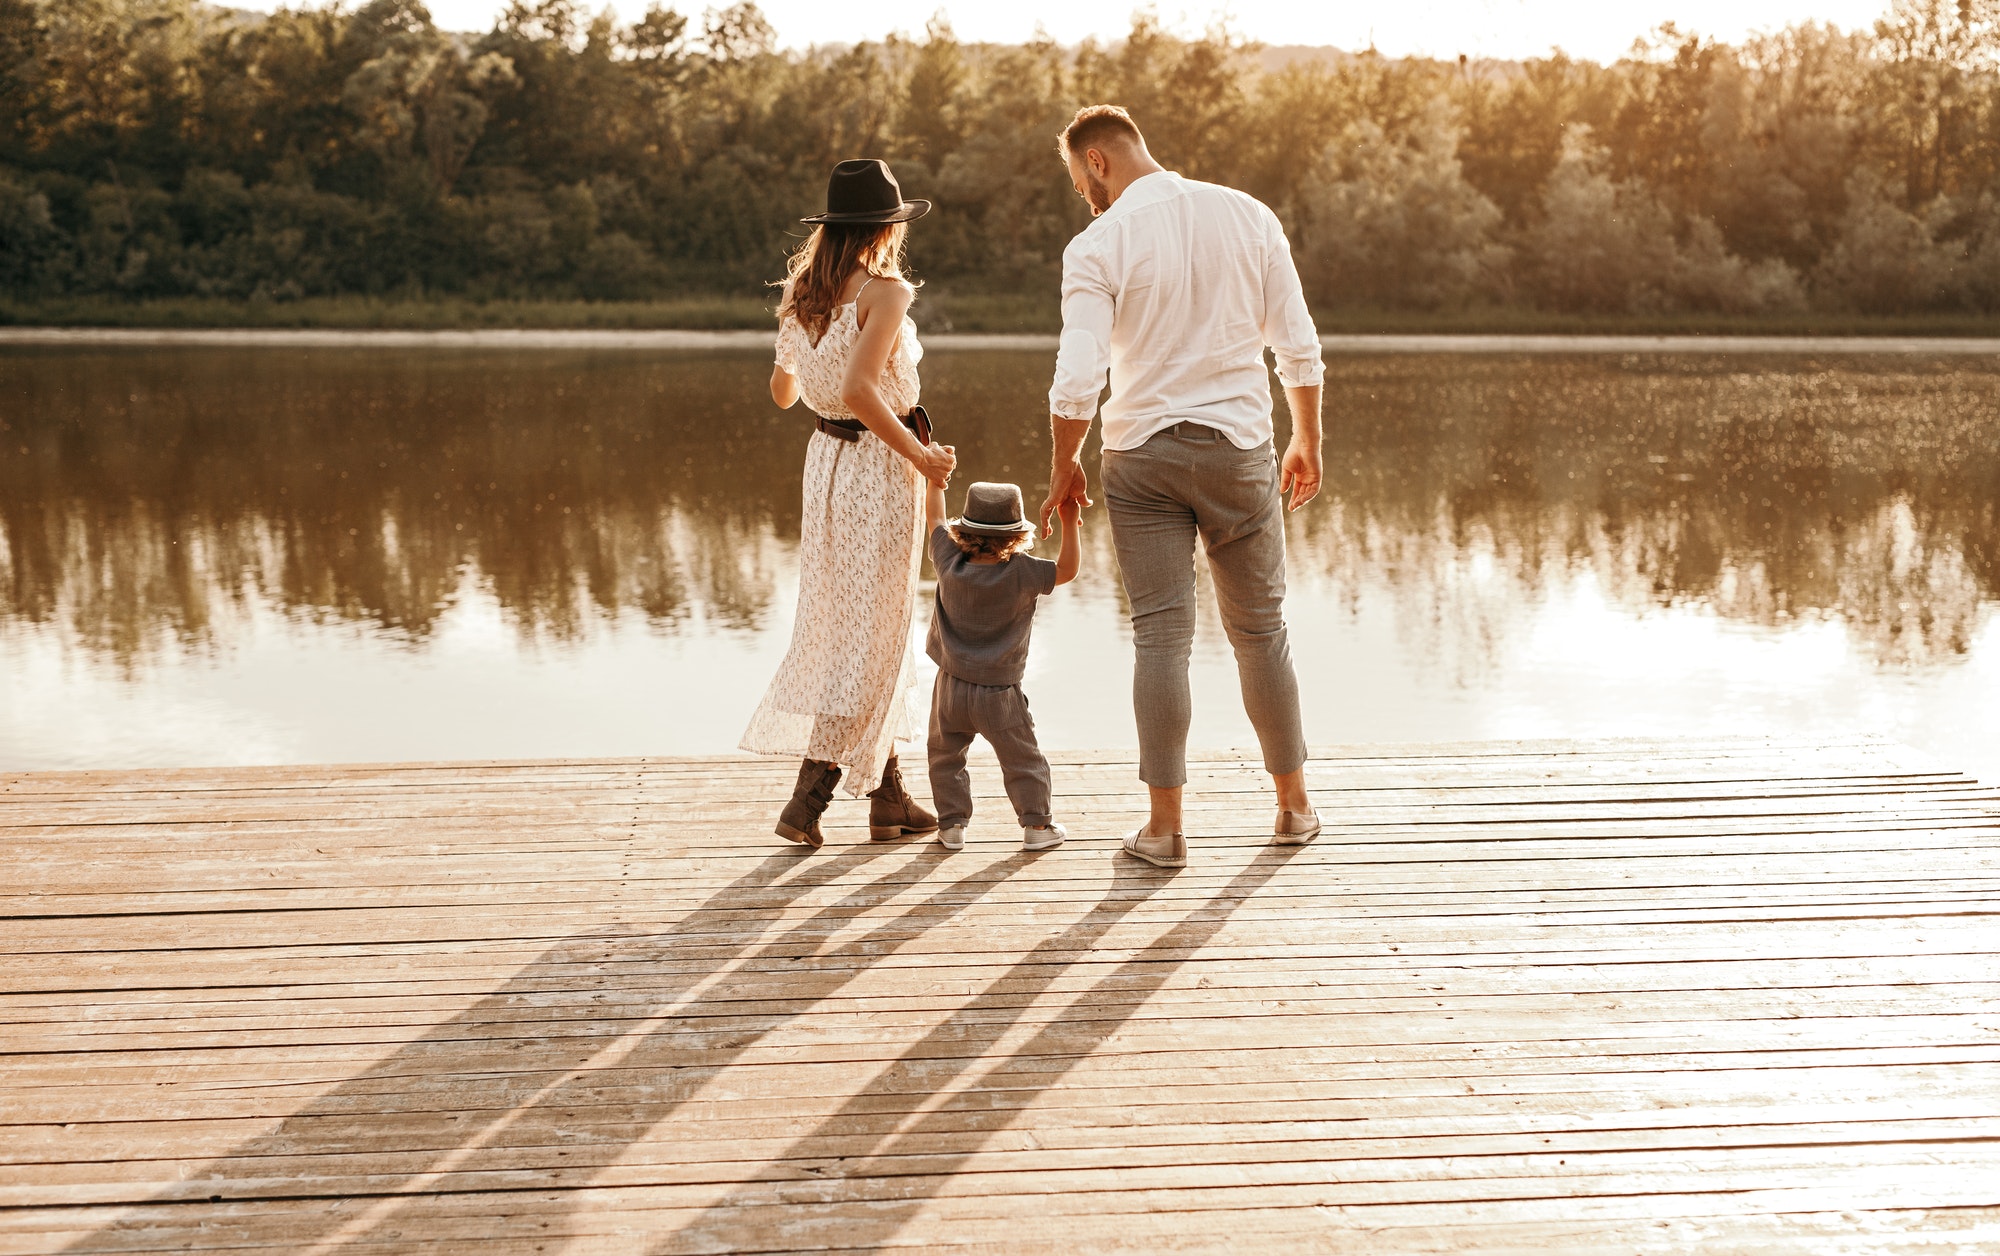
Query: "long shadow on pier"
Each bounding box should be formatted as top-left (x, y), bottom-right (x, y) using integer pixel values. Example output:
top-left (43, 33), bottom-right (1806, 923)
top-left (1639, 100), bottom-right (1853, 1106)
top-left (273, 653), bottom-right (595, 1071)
top-left (65, 839), bottom-right (1041, 1252)
top-left (656, 848), bottom-right (1301, 1254)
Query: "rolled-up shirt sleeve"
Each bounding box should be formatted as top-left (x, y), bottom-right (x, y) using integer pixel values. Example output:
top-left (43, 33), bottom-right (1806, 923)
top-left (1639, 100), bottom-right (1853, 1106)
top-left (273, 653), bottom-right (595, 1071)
top-left (1049, 237), bottom-right (1114, 424)
top-left (1260, 208), bottom-right (1324, 389)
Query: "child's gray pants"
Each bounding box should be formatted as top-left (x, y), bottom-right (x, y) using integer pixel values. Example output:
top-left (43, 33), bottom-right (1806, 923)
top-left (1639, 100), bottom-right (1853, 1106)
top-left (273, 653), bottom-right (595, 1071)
top-left (927, 672), bottom-right (1053, 829)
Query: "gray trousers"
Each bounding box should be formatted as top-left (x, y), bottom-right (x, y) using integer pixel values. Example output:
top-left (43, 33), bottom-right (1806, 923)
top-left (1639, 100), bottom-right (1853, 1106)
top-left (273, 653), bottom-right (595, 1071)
top-left (1102, 422), bottom-right (1307, 788)
top-left (927, 672), bottom-right (1054, 828)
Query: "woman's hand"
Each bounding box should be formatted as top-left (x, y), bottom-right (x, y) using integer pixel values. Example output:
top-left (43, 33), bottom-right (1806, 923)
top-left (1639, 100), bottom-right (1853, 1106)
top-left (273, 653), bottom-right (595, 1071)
top-left (916, 442), bottom-right (956, 490)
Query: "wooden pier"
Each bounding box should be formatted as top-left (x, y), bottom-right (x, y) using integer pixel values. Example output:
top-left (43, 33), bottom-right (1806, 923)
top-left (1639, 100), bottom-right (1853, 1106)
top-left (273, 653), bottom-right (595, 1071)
top-left (3, 738), bottom-right (1998, 1253)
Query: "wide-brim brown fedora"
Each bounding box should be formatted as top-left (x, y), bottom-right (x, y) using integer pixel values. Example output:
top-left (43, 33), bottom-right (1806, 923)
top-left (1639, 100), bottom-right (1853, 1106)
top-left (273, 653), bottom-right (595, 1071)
top-left (801, 158), bottom-right (932, 225)
top-left (949, 481), bottom-right (1036, 544)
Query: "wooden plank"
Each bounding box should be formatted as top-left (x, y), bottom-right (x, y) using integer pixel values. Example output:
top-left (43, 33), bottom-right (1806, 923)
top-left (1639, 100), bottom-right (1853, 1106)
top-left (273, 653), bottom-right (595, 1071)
top-left (9, 948), bottom-right (1994, 1023)
top-left (13, 1133), bottom-right (2000, 1210)
top-left (2, 740), bottom-right (1996, 1254)
top-left (5, 1160), bottom-right (1997, 1251)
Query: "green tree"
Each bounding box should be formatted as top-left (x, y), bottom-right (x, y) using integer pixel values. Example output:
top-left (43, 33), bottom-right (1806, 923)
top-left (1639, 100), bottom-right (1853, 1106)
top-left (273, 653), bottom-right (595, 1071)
top-left (2, 1), bottom-right (1997, 316)
top-left (1455, 52), bottom-right (1618, 226)
top-left (1868, 0), bottom-right (2000, 205)
top-left (1292, 107), bottom-right (1507, 310)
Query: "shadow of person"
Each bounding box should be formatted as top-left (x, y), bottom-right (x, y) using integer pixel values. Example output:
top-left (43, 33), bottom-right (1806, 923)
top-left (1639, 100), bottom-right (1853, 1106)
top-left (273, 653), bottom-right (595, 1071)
top-left (64, 839), bottom-right (1040, 1253)
top-left (654, 847), bottom-right (1303, 1254)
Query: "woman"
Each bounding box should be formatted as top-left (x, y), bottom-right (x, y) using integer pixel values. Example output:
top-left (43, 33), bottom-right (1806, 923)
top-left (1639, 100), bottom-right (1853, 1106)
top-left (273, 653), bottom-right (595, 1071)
top-left (740, 158), bottom-right (956, 848)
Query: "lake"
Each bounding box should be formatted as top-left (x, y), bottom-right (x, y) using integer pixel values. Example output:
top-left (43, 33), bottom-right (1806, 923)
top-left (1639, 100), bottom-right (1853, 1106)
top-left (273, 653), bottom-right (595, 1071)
top-left (4, 344), bottom-right (1998, 785)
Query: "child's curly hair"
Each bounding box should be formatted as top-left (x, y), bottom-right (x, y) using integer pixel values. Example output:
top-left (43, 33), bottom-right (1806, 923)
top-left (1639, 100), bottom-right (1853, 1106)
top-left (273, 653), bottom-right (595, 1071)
top-left (947, 525), bottom-right (1034, 561)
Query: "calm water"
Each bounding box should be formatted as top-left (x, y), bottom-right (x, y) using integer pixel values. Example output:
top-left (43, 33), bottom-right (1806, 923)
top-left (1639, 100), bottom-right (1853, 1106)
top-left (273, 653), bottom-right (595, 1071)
top-left (4, 346), bottom-right (1998, 783)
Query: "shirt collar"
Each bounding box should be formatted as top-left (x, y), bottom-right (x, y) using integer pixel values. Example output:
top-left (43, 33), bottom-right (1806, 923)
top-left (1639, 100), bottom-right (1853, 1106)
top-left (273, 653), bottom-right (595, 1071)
top-left (1096, 170), bottom-right (1179, 227)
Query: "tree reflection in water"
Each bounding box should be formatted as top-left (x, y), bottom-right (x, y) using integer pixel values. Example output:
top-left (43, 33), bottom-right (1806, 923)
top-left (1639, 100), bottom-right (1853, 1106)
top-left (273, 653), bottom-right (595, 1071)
top-left (1, 349), bottom-right (800, 666)
top-left (2, 348), bottom-right (1996, 680)
top-left (1290, 355), bottom-right (2000, 675)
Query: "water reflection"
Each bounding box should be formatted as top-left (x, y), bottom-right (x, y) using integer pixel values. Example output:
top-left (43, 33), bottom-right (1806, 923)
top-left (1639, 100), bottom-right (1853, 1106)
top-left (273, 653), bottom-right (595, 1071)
top-left (2, 349), bottom-right (802, 658)
top-left (1291, 355), bottom-right (2000, 675)
top-left (2, 347), bottom-right (1997, 768)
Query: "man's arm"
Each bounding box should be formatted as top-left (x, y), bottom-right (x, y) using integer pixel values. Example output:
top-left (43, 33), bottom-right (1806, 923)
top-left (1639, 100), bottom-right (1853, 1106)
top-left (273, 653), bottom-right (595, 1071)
top-left (1279, 384), bottom-right (1322, 512)
top-left (1261, 207), bottom-right (1325, 512)
top-left (1043, 239), bottom-right (1112, 535)
top-left (1043, 415), bottom-right (1092, 537)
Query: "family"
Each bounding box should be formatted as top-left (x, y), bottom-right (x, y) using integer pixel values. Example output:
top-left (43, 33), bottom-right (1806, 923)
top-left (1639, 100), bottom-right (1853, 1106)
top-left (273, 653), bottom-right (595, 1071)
top-left (738, 105), bottom-right (1327, 869)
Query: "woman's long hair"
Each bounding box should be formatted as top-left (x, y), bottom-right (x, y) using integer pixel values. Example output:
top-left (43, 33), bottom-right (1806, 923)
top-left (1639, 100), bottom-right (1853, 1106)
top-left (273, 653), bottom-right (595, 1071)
top-left (776, 221), bottom-right (912, 344)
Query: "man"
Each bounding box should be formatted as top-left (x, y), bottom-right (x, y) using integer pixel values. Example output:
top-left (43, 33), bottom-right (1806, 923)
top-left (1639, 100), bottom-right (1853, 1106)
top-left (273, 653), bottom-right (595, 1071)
top-left (1040, 104), bottom-right (1324, 869)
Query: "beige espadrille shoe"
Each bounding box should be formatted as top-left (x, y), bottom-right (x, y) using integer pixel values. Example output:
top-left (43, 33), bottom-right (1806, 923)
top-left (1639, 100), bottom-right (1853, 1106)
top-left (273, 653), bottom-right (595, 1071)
top-left (1273, 807), bottom-right (1321, 846)
top-left (1121, 827), bottom-right (1186, 868)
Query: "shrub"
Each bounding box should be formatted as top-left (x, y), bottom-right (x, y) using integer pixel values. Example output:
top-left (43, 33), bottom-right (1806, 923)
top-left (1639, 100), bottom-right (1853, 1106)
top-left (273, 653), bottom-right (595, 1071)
top-left (1518, 129), bottom-right (1806, 314)
top-left (1813, 175), bottom-right (1963, 313)
top-left (1293, 110), bottom-right (1509, 311)
top-left (0, 169), bottom-right (70, 293)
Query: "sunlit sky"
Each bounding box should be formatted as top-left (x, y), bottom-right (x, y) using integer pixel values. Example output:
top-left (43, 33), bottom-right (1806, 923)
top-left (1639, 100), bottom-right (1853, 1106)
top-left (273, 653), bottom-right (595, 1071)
top-left (397, 0), bottom-right (1891, 60)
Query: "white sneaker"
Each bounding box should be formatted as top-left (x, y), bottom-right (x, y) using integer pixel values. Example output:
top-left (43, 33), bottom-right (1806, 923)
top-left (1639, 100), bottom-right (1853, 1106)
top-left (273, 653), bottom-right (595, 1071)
top-left (937, 825), bottom-right (965, 852)
top-left (1022, 822), bottom-right (1066, 851)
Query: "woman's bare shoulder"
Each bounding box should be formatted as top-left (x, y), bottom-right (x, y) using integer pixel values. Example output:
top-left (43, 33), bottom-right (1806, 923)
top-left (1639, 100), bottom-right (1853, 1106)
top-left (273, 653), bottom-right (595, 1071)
top-left (855, 275), bottom-right (914, 329)
top-left (860, 275), bottom-right (914, 307)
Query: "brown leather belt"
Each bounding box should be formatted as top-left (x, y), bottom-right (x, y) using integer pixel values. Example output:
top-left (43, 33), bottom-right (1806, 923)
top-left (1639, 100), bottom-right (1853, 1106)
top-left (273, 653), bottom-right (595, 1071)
top-left (817, 406), bottom-right (931, 445)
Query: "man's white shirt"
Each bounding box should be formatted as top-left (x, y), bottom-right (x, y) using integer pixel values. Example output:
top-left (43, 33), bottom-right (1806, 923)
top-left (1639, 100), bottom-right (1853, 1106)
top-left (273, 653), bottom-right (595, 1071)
top-left (1048, 170), bottom-right (1324, 453)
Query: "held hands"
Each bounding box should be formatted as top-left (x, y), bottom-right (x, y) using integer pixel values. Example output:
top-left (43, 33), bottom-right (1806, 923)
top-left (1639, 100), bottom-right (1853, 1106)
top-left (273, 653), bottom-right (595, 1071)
top-left (1279, 438), bottom-right (1322, 513)
top-left (918, 442), bottom-right (956, 490)
top-left (1057, 495), bottom-right (1082, 527)
top-left (1040, 458), bottom-right (1092, 537)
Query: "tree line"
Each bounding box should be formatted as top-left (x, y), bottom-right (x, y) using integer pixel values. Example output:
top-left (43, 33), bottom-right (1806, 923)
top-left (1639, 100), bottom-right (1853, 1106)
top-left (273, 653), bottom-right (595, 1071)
top-left (8, 351), bottom-right (1995, 665)
top-left (3, 0), bottom-right (1999, 315)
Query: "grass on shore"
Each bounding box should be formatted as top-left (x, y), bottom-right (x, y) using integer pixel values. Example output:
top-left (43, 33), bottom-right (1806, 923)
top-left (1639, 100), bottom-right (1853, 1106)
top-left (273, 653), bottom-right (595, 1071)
top-left (6, 292), bottom-right (2000, 338)
top-left (1309, 308), bottom-right (2000, 337)
top-left (0, 293), bottom-right (782, 331)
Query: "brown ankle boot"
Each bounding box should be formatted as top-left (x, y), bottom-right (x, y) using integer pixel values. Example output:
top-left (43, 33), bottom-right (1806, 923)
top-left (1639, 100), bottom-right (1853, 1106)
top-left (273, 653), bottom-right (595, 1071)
top-left (776, 759), bottom-right (842, 848)
top-left (869, 753), bottom-right (938, 841)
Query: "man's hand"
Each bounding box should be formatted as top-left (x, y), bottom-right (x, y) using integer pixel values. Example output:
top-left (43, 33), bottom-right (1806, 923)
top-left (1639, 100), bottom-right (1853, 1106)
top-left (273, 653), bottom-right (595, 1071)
top-left (1041, 457), bottom-right (1091, 537)
top-left (1279, 438), bottom-right (1322, 512)
top-left (1278, 382), bottom-right (1323, 513)
top-left (1042, 414), bottom-right (1095, 537)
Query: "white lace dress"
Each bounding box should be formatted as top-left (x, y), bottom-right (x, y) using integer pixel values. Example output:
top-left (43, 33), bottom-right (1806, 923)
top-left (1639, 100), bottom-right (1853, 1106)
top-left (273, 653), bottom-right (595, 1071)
top-left (739, 296), bottom-right (925, 796)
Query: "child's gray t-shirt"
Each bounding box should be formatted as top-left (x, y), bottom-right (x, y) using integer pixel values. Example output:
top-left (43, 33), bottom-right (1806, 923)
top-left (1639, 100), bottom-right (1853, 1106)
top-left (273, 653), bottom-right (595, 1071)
top-left (925, 525), bottom-right (1058, 687)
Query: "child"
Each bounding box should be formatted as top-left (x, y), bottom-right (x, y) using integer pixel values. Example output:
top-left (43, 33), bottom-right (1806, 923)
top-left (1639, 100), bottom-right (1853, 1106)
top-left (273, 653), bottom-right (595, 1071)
top-left (924, 479), bottom-right (1080, 851)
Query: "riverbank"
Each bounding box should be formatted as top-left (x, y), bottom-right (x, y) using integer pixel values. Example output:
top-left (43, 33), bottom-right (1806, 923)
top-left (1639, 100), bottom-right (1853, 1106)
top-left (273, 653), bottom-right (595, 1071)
top-left (7, 294), bottom-right (2000, 338)
top-left (8, 326), bottom-right (2000, 354)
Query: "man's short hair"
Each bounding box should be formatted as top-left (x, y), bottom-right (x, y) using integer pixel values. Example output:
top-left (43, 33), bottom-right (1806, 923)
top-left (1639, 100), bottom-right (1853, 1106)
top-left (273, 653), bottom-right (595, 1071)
top-left (1058, 104), bottom-right (1145, 161)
